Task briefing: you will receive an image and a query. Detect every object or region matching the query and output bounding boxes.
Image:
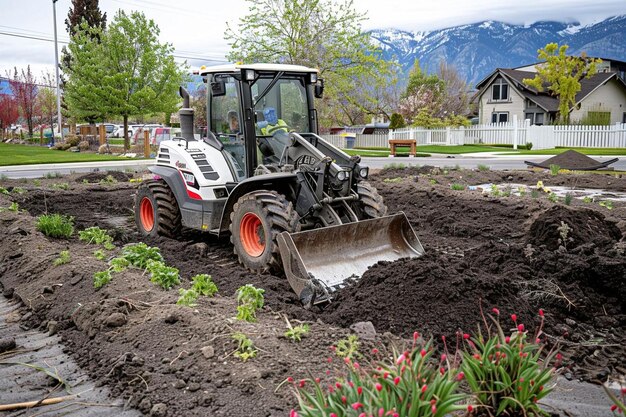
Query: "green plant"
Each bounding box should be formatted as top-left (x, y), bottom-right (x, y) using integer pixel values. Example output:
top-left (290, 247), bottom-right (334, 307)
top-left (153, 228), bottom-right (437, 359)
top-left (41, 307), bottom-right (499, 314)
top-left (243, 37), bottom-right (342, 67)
top-left (129, 178), bottom-right (143, 183)
top-left (232, 332), bottom-right (257, 362)
top-left (36, 214), bottom-right (74, 238)
top-left (93, 270), bottom-right (112, 289)
top-left (0, 174), bottom-right (7, 180)
top-left (477, 164), bottom-right (490, 171)
top-left (99, 174), bottom-right (118, 184)
top-left (549, 164), bottom-right (560, 176)
top-left (0, 186), bottom-right (9, 195)
top-left (450, 183), bottom-right (465, 191)
top-left (191, 274), bottom-right (218, 296)
top-left (236, 284), bottom-right (265, 322)
top-left (530, 189), bottom-right (539, 199)
top-left (79, 226), bottom-right (115, 250)
top-left (526, 142), bottom-right (533, 151)
top-left (285, 323), bottom-right (310, 342)
top-left (51, 182), bottom-right (70, 190)
top-left (146, 260), bottom-right (180, 289)
top-left (599, 200), bottom-right (614, 210)
top-left (383, 177), bottom-right (403, 183)
top-left (582, 196), bottom-right (593, 203)
top-left (11, 187), bottom-right (26, 194)
top-left (603, 384), bottom-right (626, 414)
top-left (109, 257), bottom-right (130, 272)
top-left (461, 310), bottom-right (557, 417)
top-left (429, 179), bottom-right (438, 185)
top-left (53, 250), bottom-right (71, 266)
top-left (557, 221), bottom-right (572, 249)
top-left (490, 184), bottom-right (501, 197)
top-left (548, 192), bottom-right (558, 203)
top-left (293, 338), bottom-right (469, 417)
top-left (93, 249), bottom-right (106, 261)
top-left (501, 186), bottom-right (512, 197)
top-left (518, 186), bottom-right (527, 197)
top-left (121, 243), bottom-right (163, 269)
top-left (564, 193), bottom-right (573, 206)
top-left (177, 288), bottom-right (199, 307)
top-left (334, 334), bottom-right (360, 360)
top-left (383, 163), bottom-right (406, 169)
top-left (82, 179), bottom-right (90, 184)
top-left (33, 179), bottom-right (41, 186)
top-left (0, 202), bottom-right (20, 213)
top-left (45, 172), bottom-right (61, 179)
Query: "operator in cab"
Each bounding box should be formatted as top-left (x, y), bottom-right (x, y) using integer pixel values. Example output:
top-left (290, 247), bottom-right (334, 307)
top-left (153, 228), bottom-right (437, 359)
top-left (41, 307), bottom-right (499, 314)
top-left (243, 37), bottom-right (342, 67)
top-left (259, 107), bottom-right (288, 135)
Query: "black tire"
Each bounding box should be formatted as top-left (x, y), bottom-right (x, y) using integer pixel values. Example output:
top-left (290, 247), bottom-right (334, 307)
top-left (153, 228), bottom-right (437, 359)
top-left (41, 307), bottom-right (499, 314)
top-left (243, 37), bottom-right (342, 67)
top-left (354, 181), bottom-right (388, 219)
top-left (230, 190), bottom-right (299, 272)
top-left (135, 180), bottom-right (182, 238)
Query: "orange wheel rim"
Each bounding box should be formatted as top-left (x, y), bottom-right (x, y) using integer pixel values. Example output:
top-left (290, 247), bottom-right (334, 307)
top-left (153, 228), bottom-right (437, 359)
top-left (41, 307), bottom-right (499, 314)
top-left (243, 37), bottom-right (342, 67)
top-left (240, 212), bottom-right (265, 257)
top-left (139, 197), bottom-right (154, 232)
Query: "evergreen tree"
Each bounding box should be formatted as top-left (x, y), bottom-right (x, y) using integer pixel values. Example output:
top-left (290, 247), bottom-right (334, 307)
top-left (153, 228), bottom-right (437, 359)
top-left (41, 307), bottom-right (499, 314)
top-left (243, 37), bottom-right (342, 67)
top-left (65, 0), bottom-right (106, 36)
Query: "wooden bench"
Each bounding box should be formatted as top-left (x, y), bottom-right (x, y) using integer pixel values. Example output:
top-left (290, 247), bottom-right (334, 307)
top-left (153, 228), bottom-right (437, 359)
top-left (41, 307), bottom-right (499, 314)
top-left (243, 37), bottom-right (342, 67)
top-left (388, 139), bottom-right (417, 157)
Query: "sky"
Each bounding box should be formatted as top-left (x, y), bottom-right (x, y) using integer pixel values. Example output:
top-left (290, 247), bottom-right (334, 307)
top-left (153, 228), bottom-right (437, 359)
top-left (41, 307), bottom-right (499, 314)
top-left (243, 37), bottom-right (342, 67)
top-left (0, 0), bottom-right (624, 79)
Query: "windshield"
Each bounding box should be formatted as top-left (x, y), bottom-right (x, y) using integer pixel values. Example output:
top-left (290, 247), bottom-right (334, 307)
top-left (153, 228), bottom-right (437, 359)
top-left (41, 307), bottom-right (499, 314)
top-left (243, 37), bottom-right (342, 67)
top-left (252, 76), bottom-right (310, 135)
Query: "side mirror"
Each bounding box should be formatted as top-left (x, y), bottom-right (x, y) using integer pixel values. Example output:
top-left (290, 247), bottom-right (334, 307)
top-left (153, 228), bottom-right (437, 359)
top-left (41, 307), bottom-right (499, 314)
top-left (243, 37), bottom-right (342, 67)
top-left (314, 79), bottom-right (324, 99)
top-left (211, 81), bottom-right (226, 97)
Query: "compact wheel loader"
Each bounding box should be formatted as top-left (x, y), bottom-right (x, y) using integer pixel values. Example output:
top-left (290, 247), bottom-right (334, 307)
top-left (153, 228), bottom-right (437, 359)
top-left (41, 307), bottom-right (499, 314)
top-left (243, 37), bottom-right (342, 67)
top-left (134, 63), bottom-right (424, 304)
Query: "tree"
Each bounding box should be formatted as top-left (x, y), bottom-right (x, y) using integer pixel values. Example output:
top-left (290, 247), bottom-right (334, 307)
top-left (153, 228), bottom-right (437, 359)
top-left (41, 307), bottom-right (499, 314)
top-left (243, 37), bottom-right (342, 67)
top-left (63, 11), bottom-right (185, 149)
top-left (523, 43), bottom-right (601, 125)
top-left (388, 113), bottom-right (406, 130)
top-left (9, 66), bottom-right (38, 137)
top-left (37, 71), bottom-right (58, 132)
top-left (225, 0), bottom-right (394, 128)
top-left (65, 0), bottom-right (106, 36)
top-left (0, 95), bottom-right (19, 138)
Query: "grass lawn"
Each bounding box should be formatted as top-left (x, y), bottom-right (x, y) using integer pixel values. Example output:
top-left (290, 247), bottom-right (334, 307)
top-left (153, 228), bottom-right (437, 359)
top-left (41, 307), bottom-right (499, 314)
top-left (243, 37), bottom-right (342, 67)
top-left (343, 144), bottom-right (518, 156)
top-left (0, 143), bottom-right (136, 166)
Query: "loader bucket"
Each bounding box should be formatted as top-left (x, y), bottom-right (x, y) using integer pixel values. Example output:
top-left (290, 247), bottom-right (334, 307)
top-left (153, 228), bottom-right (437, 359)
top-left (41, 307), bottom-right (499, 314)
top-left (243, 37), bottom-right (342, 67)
top-left (276, 212), bottom-right (424, 305)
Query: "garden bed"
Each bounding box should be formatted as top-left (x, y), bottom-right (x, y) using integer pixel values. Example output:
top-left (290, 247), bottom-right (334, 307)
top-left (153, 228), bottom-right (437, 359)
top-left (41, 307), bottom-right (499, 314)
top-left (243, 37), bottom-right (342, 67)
top-left (0, 167), bottom-right (624, 416)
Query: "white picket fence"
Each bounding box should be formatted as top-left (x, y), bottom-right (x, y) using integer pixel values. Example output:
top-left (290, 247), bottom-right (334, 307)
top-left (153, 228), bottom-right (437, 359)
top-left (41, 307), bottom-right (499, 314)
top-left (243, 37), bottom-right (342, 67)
top-left (321, 121), bottom-right (626, 150)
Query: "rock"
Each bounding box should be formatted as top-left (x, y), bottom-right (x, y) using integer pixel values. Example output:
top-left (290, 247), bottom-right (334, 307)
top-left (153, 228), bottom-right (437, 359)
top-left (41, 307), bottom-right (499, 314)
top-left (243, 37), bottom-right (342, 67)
top-left (564, 372), bottom-right (573, 380)
top-left (189, 242), bottom-right (208, 257)
top-left (201, 345), bottom-right (215, 359)
top-left (0, 337), bottom-right (16, 353)
top-left (105, 312), bottom-right (126, 327)
top-left (42, 286), bottom-right (54, 294)
top-left (188, 382), bottom-right (201, 392)
top-left (349, 321), bottom-right (377, 340)
top-left (139, 398), bottom-right (152, 413)
top-left (47, 320), bottom-right (58, 336)
top-left (131, 355), bottom-right (145, 366)
top-left (150, 403), bottom-right (168, 417)
top-left (2, 287), bottom-right (14, 298)
top-left (70, 274), bottom-right (83, 286)
top-left (173, 379), bottom-right (186, 389)
top-left (164, 314), bottom-right (178, 324)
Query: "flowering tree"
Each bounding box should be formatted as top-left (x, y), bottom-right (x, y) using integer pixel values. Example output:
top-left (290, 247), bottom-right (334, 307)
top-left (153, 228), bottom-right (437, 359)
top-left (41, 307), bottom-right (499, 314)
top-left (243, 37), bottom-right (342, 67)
top-left (0, 94), bottom-right (19, 138)
top-left (9, 66), bottom-right (38, 136)
top-left (37, 71), bottom-right (58, 132)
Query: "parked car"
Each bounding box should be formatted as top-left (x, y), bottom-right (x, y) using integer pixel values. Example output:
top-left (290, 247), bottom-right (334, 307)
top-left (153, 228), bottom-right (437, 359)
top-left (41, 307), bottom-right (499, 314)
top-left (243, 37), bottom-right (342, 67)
top-left (132, 124), bottom-right (164, 144)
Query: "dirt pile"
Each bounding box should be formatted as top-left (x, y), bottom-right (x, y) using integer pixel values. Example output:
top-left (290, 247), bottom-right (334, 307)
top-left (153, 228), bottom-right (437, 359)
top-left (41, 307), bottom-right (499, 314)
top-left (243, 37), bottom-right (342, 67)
top-left (529, 150), bottom-right (618, 170)
top-left (75, 171), bottom-right (133, 183)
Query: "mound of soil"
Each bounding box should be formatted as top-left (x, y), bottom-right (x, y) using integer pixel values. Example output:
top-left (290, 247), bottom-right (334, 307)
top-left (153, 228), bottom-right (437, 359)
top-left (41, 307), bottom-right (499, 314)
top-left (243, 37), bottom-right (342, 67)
top-left (530, 150), bottom-right (616, 170)
top-left (75, 171), bottom-right (132, 183)
top-left (527, 205), bottom-right (622, 251)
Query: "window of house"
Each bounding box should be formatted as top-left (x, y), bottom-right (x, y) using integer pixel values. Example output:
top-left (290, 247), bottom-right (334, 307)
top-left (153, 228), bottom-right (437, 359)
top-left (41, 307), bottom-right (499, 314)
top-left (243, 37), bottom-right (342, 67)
top-left (491, 78), bottom-right (509, 101)
top-left (491, 112), bottom-right (509, 123)
top-left (526, 99), bottom-right (537, 108)
top-left (525, 112), bottom-right (544, 125)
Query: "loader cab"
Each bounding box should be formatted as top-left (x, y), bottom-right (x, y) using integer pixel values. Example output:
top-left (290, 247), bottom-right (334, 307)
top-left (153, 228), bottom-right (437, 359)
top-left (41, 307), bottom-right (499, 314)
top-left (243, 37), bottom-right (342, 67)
top-left (202, 64), bottom-right (321, 180)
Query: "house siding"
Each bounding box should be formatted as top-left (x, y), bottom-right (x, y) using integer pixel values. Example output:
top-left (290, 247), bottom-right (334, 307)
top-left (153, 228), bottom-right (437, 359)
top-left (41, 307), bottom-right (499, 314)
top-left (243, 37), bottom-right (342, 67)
top-left (478, 81), bottom-right (526, 124)
top-left (570, 78), bottom-right (626, 124)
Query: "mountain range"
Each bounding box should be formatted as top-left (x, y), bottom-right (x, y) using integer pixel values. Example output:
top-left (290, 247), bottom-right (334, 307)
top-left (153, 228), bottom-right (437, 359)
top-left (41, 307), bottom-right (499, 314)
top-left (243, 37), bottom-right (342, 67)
top-left (370, 15), bottom-right (626, 86)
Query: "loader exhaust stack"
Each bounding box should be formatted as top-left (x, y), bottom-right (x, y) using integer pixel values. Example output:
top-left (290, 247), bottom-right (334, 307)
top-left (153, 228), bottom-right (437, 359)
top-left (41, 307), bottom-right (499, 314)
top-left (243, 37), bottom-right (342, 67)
top-left (277, 213), bottom-right (424, 305)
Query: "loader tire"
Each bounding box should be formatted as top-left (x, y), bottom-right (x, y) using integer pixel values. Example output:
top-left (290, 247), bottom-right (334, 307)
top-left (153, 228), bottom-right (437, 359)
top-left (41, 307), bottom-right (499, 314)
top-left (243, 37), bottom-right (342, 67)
top-left (135, 180), bottom-right (182, 238)
top-left (354, 181), bottom-right (388, 219)
top-left (230, 190), bottom-right (299, 272)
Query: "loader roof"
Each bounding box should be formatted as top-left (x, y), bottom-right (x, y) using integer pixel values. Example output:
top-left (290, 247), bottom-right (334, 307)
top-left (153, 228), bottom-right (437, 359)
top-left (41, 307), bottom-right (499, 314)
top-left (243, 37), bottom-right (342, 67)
top-left (199, 63), bottom-right (318, 76)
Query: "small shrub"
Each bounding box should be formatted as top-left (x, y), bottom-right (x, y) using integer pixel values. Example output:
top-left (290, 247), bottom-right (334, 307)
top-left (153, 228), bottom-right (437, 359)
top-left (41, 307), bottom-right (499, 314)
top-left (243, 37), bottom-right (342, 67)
top-left (490, 184), bottom-right (501, 197)
top-left (177, 288), bottom-right (199, 307)
top-left (99, 175), bottom-right (118, 185)
top-left (93, 249), bottom-right (106, 261)
top-left (191, 274), bottom-right (218, 297)
top-left (334, 334), bottom-right (360, 360)
top-left (582, 196), bottom-right (593, 203)
top-left (93, 270), bottom-right (112, 289)
top-left (121, 243), bottom-right (163, 269)
top-left (549, 164), bottom-right (560, 176)
top-left (461, 310), bottom-right (557, 416)
top-left (383, 177), bottom-right (402, 183)
top-left (98, 144), bottom-right (110, 154)
top-left (51, 182), bottom-right (70, 190)
top-left (518, 186), bottom-right (527, 197)
top-left (232, 332), bottom-right (257, 362)
top-left (383, 163), bottom-right (406, 169)
top-left (78, 140), bottom-right (90, 151)
top-left (285, 324), bottom-right (310, 342)
top-left (530, 189), bottom-right (539, 199)
top-left (11, 187), bottom-right (26, 194)
top-left (79, 226), bottom-right (115, 250)
top-left (53, 250), bottom-right (71, 266)
top-left (599, 200), bottom-right (614, 210)
top-left (33, 179), bottom-right (41, 186)
top-left (236, 284), bottom-right (265, 322)
top-left (45, 172), bottom-right (61, 179)
top-left (109, 257), bottom-right (130, 272)
top-left (0, 186), bottom-right (9, 195)
top-left (564, 193), bottom-right (573, 206)
top-left (450, 183), bottom-right (465, 190)
top-left (36, 214), bottom-right (74, 238)
top-left (146, 260), bottom-right (180, 289)
top-left (477, 164), bottom-right (490, 171)
top-left (65, 135), bottom-right (80, 147)
top-left (429, 178), bottom-right (438, 185)
top-left (0, 202), bottom-right (20, 213)
top-left (548, 192), bottom-right (558, 203)
top-left (526, 142), bottom-right (533, 150)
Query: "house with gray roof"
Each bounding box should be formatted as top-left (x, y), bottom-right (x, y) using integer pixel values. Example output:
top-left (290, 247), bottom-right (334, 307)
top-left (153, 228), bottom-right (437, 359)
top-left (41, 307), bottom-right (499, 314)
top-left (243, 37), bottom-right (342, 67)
top-left (473, 58), bottom-right (626, 125)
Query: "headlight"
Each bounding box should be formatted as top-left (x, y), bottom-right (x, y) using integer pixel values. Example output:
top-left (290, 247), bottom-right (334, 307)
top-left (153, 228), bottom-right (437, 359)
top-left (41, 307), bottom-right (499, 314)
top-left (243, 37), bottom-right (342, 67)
top-left (336, 170), bottom-right (349, 181)
top-left (358, 167), bottom-right (369, 179)
top-left (244, 69), bottom-right (255, 81)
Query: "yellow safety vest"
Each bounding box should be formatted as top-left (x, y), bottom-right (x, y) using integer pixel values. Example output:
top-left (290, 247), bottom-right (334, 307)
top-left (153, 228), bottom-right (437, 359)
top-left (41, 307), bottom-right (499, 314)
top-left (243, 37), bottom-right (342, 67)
top-left (261, 119), bottom-right (288, 135)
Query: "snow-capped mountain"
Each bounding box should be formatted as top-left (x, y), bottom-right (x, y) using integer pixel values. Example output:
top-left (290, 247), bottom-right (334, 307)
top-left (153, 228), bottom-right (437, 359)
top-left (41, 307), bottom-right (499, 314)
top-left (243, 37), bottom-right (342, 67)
top-left (370, 15), bottom-right (626, 86)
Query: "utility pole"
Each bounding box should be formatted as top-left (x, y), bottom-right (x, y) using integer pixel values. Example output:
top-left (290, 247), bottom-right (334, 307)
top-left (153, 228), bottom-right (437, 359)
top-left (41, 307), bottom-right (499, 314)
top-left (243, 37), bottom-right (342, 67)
top-left (52, 0), bottom-right (64, 144)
